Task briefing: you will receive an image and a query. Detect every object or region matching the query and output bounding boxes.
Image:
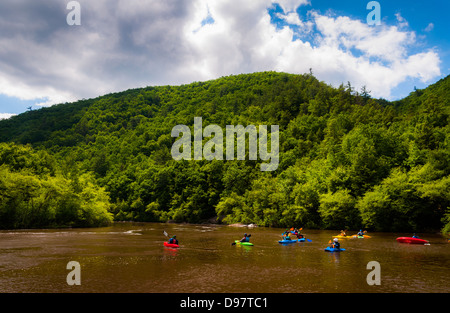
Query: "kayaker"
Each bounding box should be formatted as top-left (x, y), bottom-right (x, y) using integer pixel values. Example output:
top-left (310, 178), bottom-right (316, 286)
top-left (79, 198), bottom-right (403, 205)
top-left (295, 230), bottom-right (304, 239)
top-left (357, 230), bottom-right (364, 237)
top-left (330, 238), bottom-right (340, 249)
top-left (240, 233), bottom-right (251, 243)
top-left (340, 230), bottom-right (347, 237)
top-left (412, 233), bottom-right (419, 238)
top-left (169, 235), bottom-right (178, 245)
top-left (282, 229), bottom-right (291, 240)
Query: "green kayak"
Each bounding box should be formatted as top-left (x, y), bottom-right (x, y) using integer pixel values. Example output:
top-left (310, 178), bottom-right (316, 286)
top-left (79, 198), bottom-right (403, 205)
top-left (235, 240), bottom-right (254, 246)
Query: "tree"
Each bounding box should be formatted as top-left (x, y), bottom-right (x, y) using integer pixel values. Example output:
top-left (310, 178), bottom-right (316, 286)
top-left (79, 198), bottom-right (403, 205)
top-left (319, 189), bottom-right (358, 229)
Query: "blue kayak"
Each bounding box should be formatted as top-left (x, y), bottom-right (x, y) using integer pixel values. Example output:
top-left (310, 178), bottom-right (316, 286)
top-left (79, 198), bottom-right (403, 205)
top-left (279, 239), bottom-right (297, 244)
top-left (324, 247), bottom-right (345, 252)
top-left (297, 238), bottom-right (305, 242)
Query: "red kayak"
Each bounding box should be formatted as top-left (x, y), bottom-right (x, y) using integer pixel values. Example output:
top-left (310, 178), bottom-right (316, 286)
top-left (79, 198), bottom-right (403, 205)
top-left (396, 237), bottom-right (429, 244)
top-left (164, 242), bottom-right (180, 248)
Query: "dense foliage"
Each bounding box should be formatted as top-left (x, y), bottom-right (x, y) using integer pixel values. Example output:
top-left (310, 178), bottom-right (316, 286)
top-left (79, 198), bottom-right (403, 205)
top-left (0, 72), bottom-right (449, 234)
top-left (0, 143), bottom-right (113, 228)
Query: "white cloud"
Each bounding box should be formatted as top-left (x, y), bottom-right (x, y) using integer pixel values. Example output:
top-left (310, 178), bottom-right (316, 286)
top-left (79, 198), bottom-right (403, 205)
top-left (0, 0), bottom-right (442, 109)
top-left (276, 11), bottom-right (314, 37)
top-left (395, 12), bottom-right (409, 29)
top-left (277, 0), bottom-right (310, 13)
top-left (0, 113), bottom-right (16, 120)
top-left (424, 23), bottom-right (434, 32)
top-left (277, 11), bottom-right (302, 26)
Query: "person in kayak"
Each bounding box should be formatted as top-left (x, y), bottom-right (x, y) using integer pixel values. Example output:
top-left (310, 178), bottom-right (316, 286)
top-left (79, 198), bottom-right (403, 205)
top-left (168, 235), bottom-right (178, 245)
top-left (295, 230), bottom-right (304, 239)
top-left (240, 233), bottom-right (251, 243)
top-left (357, 230), bottom-right (364, 237)
top-left (412, 233), bottom-right (419, 238)
top-left (330, 238), bottom-right (340, 249)
top-left (281, 229), bottom-right (290, 240)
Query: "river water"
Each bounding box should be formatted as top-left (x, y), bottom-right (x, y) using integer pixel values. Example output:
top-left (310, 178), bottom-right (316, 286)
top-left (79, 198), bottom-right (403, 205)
top-left (0, 222), bottom-right (449, 293)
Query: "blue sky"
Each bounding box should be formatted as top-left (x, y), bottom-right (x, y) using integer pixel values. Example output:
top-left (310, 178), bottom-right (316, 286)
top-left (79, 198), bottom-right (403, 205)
top-left (0, 0), bottom-right (448, 119)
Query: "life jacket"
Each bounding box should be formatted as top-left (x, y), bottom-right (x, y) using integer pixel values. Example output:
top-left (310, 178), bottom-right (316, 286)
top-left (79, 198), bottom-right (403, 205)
top-left (242, 236), bottom-right (250, 242)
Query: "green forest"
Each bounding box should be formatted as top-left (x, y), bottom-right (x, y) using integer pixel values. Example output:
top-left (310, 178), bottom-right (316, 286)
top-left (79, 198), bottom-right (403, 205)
top-left (0, 72), bottom-right (449, 234)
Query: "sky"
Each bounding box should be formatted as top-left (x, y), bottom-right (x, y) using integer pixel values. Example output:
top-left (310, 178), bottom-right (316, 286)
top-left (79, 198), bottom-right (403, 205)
top-left (0, 0), bottom-right (448, 119)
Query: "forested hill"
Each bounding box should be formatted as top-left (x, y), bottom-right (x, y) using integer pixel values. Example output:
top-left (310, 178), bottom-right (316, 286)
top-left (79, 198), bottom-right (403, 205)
top-left (0, 72), bottom-right (449, 234)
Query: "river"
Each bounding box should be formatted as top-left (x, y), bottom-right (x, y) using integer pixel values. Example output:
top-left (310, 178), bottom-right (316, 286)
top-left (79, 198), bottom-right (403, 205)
top-left (0, 222), bottom-right (449, 293)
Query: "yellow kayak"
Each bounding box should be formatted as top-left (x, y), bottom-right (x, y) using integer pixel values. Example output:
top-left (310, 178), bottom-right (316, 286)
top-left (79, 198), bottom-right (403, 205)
top-left (333, 235), bottom-right (350, 239)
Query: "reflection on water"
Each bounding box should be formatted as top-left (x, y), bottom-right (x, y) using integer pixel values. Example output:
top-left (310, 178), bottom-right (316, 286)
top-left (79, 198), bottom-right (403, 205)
top-left (0, 223), bottom-right (449, 293)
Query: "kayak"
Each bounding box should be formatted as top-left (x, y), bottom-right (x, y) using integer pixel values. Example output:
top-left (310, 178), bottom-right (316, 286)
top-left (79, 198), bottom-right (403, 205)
top-left (396, 237), bottom-right (429, 244)
top-left (297, 238), bottom-right (305, 242)
top-left (164, 242), bottom-right (180, 248)
top-left (333, 235), bottom-right (349, 239)
top-left (234, 240), bottom-right (254, 246)
top-left (324, 247), bottom-right (346, 252)
top-left (278, 239), bottom-right (297, 244)
top-left (351, 234), bottom-right (371, 238)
